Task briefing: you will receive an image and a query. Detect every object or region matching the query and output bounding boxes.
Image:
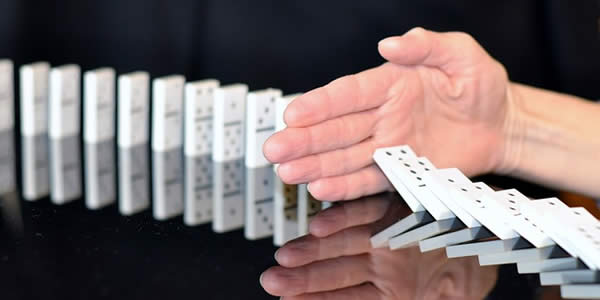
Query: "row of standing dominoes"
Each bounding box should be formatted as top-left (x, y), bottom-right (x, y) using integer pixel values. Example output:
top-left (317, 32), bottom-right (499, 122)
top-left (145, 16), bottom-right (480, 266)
top-left (370, 145), bottom-right (600, 299)
top-left (1, 59), bottom-right (321, 246)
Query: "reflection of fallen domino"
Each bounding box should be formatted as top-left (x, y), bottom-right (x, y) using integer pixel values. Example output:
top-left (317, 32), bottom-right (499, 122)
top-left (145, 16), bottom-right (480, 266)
top-left (373, 145), bottom-right (600, 299)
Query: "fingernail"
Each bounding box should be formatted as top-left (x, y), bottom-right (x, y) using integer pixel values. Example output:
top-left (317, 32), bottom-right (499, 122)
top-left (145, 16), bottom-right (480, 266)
top-left (306, 183), bottom-right (312, 193)
top-left (259, 272), bottom-right (265, 285)
top-left (274, 248), bottom-right (280, 261)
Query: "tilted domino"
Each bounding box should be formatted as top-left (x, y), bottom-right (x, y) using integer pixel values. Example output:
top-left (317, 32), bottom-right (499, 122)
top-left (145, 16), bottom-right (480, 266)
top-left (84, 68), bottom-right (117, 210)
top-left (20, 62), bottom-right (50, 201)
top-left (244, 88), bottom-right (280, 239)
top-left (212, 84), bottom-right (247, 232)
top-left (118, 72), bottom-right (151, 215)
top-left (385, 155), bottom-right (463, 250)
top-left (152, 75), bottom-right (185, 220)
top-left (561, 284), bottom-right (600, 299)
top-left (49, 64), bottom-right (82, 204)
top-left (273, 93), bottom-right (301, 246)
top-left (184, 79), bottom-right (219, 226)
top-left (418, 169), bottom-right (498, 252)
top-left (477, 190), bottom-right (566, 266)
top-left (370, 146), bottom-right (435, 248)
top-left (520, 200), bottom-right (600, 270)
top-left (0, 59), bottom-right (16, 195)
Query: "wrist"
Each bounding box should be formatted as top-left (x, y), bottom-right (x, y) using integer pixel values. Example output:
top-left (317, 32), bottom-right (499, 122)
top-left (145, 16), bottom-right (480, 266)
top-left (494, 82), bottom-right (525, 175)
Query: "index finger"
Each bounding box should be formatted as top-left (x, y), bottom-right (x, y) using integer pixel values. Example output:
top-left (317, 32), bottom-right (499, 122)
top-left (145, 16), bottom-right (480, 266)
top-left (284, 63), bottom-right (403, 128)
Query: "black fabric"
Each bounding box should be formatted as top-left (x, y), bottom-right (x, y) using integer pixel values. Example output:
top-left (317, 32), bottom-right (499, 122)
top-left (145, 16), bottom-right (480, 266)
top-left (1, 1), bottom-right (599, 299)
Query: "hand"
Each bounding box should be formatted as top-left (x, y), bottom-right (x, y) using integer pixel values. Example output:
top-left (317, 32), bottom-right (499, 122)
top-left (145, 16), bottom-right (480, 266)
top-left (260, 194), bottom-right (498, 299)
top-left (263, 27), bottom-right (513, 201)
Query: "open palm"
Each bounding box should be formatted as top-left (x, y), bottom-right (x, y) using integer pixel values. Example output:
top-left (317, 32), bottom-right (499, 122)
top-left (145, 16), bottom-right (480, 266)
top-left (260, 194), bottom-right (498, 299)
top-left (264, 28), bottom-right (513, 201)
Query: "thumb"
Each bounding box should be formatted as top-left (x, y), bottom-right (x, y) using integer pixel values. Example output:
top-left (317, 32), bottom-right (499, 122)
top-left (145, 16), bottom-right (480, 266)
top-left (378, 27), bottom-right (487, 75)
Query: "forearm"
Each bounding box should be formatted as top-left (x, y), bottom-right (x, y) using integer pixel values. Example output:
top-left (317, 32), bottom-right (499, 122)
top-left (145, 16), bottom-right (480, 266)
top-left (499, 83), bottom-right (600, 198)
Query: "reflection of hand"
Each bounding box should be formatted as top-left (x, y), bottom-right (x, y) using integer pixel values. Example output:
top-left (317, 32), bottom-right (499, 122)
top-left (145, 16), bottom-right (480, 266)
top-left (261, 194), bottom-right (498, 299)
top-left (264, 27), bottom-right (512, 201)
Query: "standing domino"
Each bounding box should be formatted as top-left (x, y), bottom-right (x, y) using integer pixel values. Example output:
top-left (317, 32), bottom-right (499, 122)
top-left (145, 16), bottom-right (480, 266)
top-left (184, 79), bottom-right (219, 225)
top-left (49, 64), bottom-right (82, 204)
top-left (84, 68), bottom-right (117, 210)
top-left (212, 84), bottom-right (248, 232)
top-left (20, 62), bottom-right (51, 201)
top-left (152, 75), bottom-right (185, 220)
top-left (298, 184), bottom-right (321, 236)
top-left (273, 93), bottom-right (301, 246)
top-left (0, 59), bottom-right (15, 195)
top-left (245, 88), bottom-right (281, 239)
top-left (118, 72), bottom-right (151, 215)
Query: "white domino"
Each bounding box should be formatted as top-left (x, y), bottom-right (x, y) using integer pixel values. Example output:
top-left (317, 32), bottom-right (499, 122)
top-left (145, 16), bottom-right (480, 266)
top-left (451, 181), bottom-right (520, 240)
top-left (183, 79), bottom-right (219, 225)
top-left (20, 62), bottom-right (51, 201)
top-left (372, 146), bottom-right (425, 213)
top-left (298, 183), bottom-right (321, 236)
top-left (49, 65), bottom-right (81, 139)
top-left (48, 64), bottom-right (82, 204)
top-left (84, 68), bottom-right (117, 210)
top-left (425, 168), bottom-right (481, 227)
top-left (274, 93), bottom-right (301, 246)
top-left (117, 72), bottom-right (151, 215)
top-left (0, 59), bottom-right (14, 132)
top-left (245, 88), bottom-right (281, 168)
top-left (244, 88), bottom-right (281, 239)
top-left (386, 154), bottom-right (454, 220)
top-left (152, 75), bottom-right (185, 220)
top-left (212, 84), bottom-right (248, 232)
top-left (520, 200), bottom-right (600, 269)
top-left (483, 189), bottom-right (555, 248)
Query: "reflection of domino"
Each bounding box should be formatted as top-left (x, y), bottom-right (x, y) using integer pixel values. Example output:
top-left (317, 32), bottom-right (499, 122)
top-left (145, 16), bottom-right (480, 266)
top-left (212, 84), bottom-right (248, 233)
top-left (0, 59), bottom-right (16, 195)
top-left (0, 60), bottom-right (14, 133)
top-left (20, 62), bottom-right (51, 201)
top-left (273, 93), bottom-right (301, 246)
top-left (245, 88), bottom-right (280, 239)
top-left (184, 79), bottom-right (219, 226)
top-left (84, 68), bottom-right (117, 210)
top-left (49, 65), bottom-right (82, 204)
top-left (152, 75), bottom-right (185, 220)
top-left (118, 72), bottom-right (151, 215)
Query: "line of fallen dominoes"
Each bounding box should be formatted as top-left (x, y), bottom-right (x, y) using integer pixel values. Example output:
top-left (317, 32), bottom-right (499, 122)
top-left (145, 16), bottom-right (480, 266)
top-left (371, 145), bottom-right (600, 299)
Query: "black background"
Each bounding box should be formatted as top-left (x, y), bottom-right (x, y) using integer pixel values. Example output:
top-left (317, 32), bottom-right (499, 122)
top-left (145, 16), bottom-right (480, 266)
top-left (0, 0), bottom-right (599, 299)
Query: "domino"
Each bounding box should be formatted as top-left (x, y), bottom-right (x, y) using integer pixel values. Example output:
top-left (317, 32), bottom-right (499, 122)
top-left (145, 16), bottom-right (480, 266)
top-left (540, 270), bottom-right (600, 286)
top-left (561, 284), bottom-right (600, 299)
top-left (385, 156), bottom-right (464, 249)
top-left (212, 84), bottom-right (248, 232)
top-left (152, 75), bottom-right (185, 220)
top-left (446, 237), bottom-right (531, 258)
top-left (517, 257), bottom-right (585, 274)
top-left (298, 184), bottom-right (321, 236)
top-left (49, 65), bottom-right (82, 204)
top-left (478, 244), bottom-right (567, 266)
top-left (371, 146), bottom-right (434, 248)
top-left (84, 68), bottom-right (117, 210)
top-left (274, 93), bottom-right (301, 246)
top-left (418, 180), bottom-right (516, 252)
top-left (245, 166), bottom-right (275, 239)
top-left (183, 79), bottom-right (219, 225)
top-left (245, 88), bottom-right (281, 168)
top-left (520, 200), bottom-right (600, 269)
top-left (0, 60), bottom-right (15, 195)
top-left (571, 222), bottom-right (600, 270)
top-left (0, 129), bottom-right (15, 195)
top-left (117, 72), bottom-right (151, 215)
top-left (20, 62), bottom-right (50, 201)
top-left (0, 59), bottom-right (14, 132)
top-left (244, 88), bottom-right (281, 239)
